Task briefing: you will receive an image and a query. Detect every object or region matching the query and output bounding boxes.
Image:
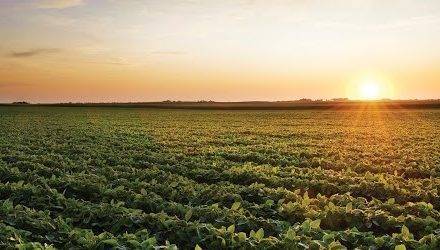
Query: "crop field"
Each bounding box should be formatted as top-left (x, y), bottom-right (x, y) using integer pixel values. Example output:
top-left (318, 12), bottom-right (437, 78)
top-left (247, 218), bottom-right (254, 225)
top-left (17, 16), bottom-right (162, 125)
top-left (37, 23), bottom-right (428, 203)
top-left (0, 106), bottom-right (439, 249)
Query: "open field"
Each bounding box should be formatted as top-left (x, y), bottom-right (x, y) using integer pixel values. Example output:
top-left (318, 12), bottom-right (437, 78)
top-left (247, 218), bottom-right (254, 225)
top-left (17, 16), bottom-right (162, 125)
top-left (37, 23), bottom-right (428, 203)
top-left (0, 106), bottom-right (439, 249)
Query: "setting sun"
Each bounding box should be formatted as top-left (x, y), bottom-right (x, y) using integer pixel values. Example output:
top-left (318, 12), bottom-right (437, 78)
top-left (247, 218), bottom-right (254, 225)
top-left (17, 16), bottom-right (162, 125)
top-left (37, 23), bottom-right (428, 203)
top-left (359, 81), bottom-right (381, 100)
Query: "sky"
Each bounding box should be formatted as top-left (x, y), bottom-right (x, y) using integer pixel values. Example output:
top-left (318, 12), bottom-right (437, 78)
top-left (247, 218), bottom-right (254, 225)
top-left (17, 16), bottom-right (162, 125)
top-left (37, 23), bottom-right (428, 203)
top-left (0, 0), bottom-right (439, 103)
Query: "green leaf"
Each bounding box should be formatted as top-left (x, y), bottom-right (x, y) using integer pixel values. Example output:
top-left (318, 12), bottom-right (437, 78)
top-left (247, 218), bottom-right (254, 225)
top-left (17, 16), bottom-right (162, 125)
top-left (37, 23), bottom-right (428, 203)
top-left (249, 230), bottom-right (255, 238)
top-left (401, 225), bottom-right (412, 241)
top-left (221, 238), bottom-right (226, 246)
top-left (285, 228), bottom-right (296, 240)
top-left (184, 209), bottom-right (193, 221)
top-left (195, 244), bottom-right (202, 250)
top-left (301, 219), bottom-right (311, 232)
top-left (237, 232), bottom-right (247, 242)
top-left (322, 233), bottom-right (335, 244)
top-left (387, 198), bottom-right (395, 205)
top-left (395, 244), bottom-right (406, 250)
top-left (100, 239), bottom-right (118, 247)
top-left (145, 237), bottom-right (157, 245)
top-left (345, 202), bottom-right (352, 212)
top-left (231, 201), bottom-right (241, 211)
top-left (265, 199), bottom-right (274, 206)
top-left (227, 224), bottom-right (235, 234)
top-left (328, 241), bottom-right (347, 250)
top-left (127, 240), bottom-right (140, 247)
top-left (302, 191), bottom-right (310, 206)
top-left (310, 219), bottom-right (321, 229)
top-left (253, 228), bottom-right (264, 240)
top-left (140, 188), bottom-right (147, 195)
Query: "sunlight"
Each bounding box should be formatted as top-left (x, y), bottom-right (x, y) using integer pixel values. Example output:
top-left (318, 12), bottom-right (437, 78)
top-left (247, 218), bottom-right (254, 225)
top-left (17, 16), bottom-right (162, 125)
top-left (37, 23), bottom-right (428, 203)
top-left (359, 81), bottom-right (381, 100)
top-left (347, 74), bottom-right (394, 100)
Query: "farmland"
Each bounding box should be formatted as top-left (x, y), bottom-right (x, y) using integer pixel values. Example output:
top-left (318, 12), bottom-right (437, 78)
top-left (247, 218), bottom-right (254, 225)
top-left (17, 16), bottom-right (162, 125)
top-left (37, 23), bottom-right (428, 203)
top-left (0, 106), bottom-right (439, 249)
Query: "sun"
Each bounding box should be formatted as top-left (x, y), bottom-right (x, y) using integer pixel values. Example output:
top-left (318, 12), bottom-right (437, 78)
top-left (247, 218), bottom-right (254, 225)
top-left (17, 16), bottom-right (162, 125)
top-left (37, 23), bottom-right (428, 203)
top-left (347, 74), bottom-right (394, 100)
top-left (359, 81), bottom-right (381, 100)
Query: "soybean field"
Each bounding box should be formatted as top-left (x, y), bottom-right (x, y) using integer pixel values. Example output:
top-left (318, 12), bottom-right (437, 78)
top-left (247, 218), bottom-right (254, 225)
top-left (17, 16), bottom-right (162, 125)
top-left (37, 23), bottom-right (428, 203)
top-left (0, 106), bottom-right (439, 249)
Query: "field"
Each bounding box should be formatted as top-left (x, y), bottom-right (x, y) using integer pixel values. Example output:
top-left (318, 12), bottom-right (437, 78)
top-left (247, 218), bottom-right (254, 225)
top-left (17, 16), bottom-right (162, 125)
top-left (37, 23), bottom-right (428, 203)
top-left (0, 106), bottom-right (439, 249)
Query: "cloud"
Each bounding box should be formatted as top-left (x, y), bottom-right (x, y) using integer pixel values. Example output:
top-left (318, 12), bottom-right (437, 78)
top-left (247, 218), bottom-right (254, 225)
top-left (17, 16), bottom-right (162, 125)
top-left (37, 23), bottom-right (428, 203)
top-left (7, 48), bottom-right (61, 58)
top-left (150, 51), bottom-right (186, 55)
top-left (315, 15), bottom-right (440, 32)
top-left (105, 57), bottom-right (130, 65)
top-left (375, 15), bottom-right (440, 31)
top-left (0, 82), bottom-right (31, 88)
top-left (36, 0), bottom-right (84, 9)
top-left (84, 57), bottom-right (131, 66)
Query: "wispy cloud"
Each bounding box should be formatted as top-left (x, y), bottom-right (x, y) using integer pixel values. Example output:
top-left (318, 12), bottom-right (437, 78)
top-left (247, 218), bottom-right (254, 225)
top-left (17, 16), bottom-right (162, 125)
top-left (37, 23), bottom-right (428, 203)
top-left (315, 14), bottom-right (440, 31)
top-left (0, 82), bottom-right (31, 88)
top-left (36, 0), bottom-right (84, 9)
top-left (7, 48), bottom-right (61, 58)
top-left (375, 15), bottom-right (440, 31)
top-left (150, 50), bottom-right (186, 55)
top-left (85, 57), bottom-right (131, 66)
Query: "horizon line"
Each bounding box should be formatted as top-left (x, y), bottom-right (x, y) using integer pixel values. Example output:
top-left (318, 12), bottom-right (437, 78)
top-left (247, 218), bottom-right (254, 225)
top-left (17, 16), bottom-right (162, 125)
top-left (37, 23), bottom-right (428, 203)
top-left (3, 98), bottom-right (440, 105)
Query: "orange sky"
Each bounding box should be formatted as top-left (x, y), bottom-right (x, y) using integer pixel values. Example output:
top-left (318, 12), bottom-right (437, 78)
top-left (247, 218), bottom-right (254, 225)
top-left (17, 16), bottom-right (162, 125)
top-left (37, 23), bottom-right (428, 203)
top-left (1, 0), bottom-right (440, 103)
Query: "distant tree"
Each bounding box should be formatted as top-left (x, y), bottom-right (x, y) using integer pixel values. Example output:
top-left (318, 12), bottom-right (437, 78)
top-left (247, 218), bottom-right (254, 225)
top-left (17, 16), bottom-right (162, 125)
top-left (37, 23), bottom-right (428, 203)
top-left (331, 98), bottom-right (349, 102)
top-left (12, 101), bottom-right (30, 105)
top-left (297, 98), bottom-right (313, 102)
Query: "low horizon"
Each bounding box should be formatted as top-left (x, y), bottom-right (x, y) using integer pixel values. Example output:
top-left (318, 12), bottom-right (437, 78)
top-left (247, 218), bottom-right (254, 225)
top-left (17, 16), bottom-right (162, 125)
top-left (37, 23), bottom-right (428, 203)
top-left (5, 98), bottom-right (440, 105)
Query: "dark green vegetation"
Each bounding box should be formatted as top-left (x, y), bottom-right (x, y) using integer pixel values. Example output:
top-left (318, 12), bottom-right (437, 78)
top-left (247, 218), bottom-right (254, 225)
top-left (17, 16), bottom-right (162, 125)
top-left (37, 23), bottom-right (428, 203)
top-left (0, 107), bottom-right (439, 249)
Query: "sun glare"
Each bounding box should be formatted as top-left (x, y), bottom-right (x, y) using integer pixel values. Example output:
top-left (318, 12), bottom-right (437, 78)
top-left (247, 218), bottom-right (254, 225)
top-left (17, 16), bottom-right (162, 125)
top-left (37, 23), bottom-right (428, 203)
top-left (347, 74), bottom-right (394, 100)
top-left (359, 81), bottom-right (381, 100)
